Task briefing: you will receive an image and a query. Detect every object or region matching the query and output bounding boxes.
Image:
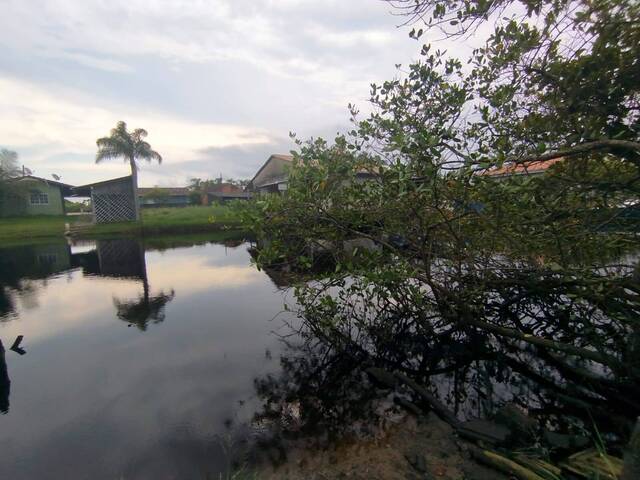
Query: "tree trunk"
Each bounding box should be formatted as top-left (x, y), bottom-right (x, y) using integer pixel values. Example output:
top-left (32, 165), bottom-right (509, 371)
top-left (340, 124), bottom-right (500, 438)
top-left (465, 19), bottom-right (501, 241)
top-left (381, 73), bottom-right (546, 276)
top-left (130, 158), bottom-right (140, 221)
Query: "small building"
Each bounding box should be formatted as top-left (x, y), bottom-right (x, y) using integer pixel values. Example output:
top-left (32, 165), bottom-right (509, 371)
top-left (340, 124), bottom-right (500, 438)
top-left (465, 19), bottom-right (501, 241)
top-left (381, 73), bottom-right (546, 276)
top-left (0, 175), bottom-right (74, 217)
top-left (73, 176), bottom-right (137, 224)
top-left (246, 153), bottom-right (380, 194)
top-left (247, 154), bottom-right (294, 194)
top-left (138, 187), bottom-right (192, 208)
top-left (201, 183), bottom-right (251, 204)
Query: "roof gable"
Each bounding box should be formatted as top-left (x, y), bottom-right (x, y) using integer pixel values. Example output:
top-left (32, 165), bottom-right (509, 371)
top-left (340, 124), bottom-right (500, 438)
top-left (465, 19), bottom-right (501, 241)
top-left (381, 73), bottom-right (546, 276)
top-left (11, 175), bottom-right (74, 189)
top-left (249, 154), bottom-right (293, 189)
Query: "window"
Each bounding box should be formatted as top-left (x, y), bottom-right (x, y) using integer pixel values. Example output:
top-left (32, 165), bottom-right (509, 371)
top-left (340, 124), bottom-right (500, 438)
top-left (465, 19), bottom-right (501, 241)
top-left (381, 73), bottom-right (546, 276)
top-left (30, 191), bottom-right (49, 205)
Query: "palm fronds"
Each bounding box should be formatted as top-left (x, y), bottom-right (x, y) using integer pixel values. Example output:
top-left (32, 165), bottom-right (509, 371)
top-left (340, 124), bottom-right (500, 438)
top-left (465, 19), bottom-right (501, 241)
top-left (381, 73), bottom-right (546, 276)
top-left (95, 121), bottom-right (162, 168)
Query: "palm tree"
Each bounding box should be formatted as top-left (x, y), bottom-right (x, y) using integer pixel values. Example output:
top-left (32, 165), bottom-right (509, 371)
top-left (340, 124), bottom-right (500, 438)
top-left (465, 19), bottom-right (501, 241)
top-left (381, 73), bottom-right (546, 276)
top-left (96, 121), bottom-right (162, 220)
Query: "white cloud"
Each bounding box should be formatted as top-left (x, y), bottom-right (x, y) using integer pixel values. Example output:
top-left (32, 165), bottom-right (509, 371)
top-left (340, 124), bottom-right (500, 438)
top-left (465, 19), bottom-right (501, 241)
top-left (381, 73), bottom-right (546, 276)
top-left (0, 76), bottom-right (275, 185)
top-left (0, 0), bottom-right (428, 185)
top-left (48, 52), bottom-right (134, 73)
top-left (308, 26), bottom-right (394, 48)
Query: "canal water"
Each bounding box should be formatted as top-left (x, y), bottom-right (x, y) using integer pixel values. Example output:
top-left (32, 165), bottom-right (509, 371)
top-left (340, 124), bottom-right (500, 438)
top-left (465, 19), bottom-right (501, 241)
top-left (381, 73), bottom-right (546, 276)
top-left (2, 235), bottom-right (638, 479)
top-left (0, 235), bottom-right (295, 480)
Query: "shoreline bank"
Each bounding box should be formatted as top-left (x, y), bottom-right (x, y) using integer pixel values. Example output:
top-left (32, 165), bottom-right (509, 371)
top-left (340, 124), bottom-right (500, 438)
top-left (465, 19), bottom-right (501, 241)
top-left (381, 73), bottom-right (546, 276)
top-left (0, 205), bottom-right (244, 246)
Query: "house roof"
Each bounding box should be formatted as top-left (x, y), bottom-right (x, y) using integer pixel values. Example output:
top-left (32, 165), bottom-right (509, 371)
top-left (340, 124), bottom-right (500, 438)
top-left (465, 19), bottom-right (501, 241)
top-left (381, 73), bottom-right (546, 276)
top-left (11, 175), bottom-right (74, 189)
top-left (248, 154), bottom-right (293, 188)
top-left (247, 153), bottom-right (384, 190)
top-left (72, 175), bottom-right (133, 196)
top-left (270, 154), bottom-right (294, 162)
top-left (10, 175), bottom-right (75, 196)
top-left (202, 183), bottom-right (244, 194)
top-left (138, 187), bottom-right (191, 196)
top-left (74, 175), bottom-right (132, 190)
top-left (482, 158), bottom-right (564, 178)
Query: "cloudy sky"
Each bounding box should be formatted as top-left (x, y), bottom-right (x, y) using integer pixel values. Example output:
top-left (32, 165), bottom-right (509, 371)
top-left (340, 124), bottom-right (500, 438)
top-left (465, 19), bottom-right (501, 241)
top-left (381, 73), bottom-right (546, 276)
top-left (0, 0), bottom-right (430, 187)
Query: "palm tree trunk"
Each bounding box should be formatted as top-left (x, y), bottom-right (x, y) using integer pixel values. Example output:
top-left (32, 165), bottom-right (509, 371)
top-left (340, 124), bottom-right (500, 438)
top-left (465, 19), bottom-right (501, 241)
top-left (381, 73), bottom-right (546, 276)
top-left (130, 158), bottom-right (141, 221)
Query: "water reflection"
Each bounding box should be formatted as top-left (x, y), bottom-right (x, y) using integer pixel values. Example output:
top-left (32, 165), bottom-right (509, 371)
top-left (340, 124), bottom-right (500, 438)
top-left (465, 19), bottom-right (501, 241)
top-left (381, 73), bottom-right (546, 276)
top-left (0, 235), bottom-right (292, 480)
top-left (0, 239), bottom-right (177, 330)
top-left (0, 243), bottom-right (73, 319)
top-left (249, 317), bottom-right (640, 468)
top-left (88, 239), bottom-right (178, 331)
top-left (0, 340), bottom-right (9, 414)
top-left (72, 238), bottom-right (146, 280)
top-left (114, 290), bottom-right (176, 331)
top-left (246, 246), bottom-right (640, 468)
top-left (0, 336), bottom-right (26, 414)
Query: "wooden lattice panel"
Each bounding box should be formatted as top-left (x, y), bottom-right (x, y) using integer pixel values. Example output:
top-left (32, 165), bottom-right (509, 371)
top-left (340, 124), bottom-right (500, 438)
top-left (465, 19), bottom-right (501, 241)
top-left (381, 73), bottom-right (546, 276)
top-left (93, 193), bottom-right (136, 223)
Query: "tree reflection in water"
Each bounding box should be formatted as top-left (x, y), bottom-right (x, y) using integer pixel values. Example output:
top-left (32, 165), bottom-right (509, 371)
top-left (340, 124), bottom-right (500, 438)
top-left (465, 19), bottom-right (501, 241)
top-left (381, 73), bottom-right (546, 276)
top-left (114, 289), bottom-right (175, 331)
top-left (105, 239), bottom-right (175, 331)
top-left (249, 256), bottom-right (640, 463)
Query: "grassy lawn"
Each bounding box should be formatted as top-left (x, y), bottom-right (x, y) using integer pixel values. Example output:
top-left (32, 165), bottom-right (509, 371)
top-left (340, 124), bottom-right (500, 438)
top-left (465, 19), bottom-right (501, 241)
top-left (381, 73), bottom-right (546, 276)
top-left (0, 205), bottom-right (243, 245)
top-left (0, 215), bottom-right (73, 245)
top-left (85, 204), bottom-right (241, 236)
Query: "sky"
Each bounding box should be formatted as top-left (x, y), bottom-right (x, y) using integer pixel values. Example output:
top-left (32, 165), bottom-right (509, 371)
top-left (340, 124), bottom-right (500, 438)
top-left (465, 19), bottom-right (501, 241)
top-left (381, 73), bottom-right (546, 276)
top-left (0, 0), bottom-right (431, 187)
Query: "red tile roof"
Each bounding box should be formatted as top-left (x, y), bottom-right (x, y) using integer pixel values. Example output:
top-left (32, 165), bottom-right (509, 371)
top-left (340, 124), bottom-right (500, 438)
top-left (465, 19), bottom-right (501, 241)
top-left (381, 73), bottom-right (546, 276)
top-left (482, 158), bottom-right (564, 177)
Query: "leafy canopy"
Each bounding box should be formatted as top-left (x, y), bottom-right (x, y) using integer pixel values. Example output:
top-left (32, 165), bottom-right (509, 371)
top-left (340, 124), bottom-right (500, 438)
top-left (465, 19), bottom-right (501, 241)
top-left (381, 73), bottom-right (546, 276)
top-left (245, 0), bottom-right (640, 438)
top-left (0, 149), bottom-right (19, 181)
top-left (96, 121), bottom-right (162, 172)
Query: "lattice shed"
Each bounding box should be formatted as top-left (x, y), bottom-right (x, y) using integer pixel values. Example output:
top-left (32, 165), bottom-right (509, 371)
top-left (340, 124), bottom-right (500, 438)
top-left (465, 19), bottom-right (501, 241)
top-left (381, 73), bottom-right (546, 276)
top-left (73, 176), bottom-right (138, 224)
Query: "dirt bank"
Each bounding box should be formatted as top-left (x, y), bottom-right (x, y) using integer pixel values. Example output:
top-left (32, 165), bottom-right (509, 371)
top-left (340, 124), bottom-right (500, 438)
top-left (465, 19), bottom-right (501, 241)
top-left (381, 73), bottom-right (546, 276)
top-left (257, 412), bottom-right (508, 480)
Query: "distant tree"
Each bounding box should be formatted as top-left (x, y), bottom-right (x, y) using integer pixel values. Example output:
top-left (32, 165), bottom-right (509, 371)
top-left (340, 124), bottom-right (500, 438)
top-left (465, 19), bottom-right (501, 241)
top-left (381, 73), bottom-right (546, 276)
top-left (225, 178), bottom-right (249, 188)
top-left (188, 176), bottom-right (249, 193)
top-left (95, 121), bottom-right (162, 220)
top-left (0, 149), bottom-right (22, 216)
top-left (188, 191), bottom-right (202, 205)
top-left (142, 187), bottom-right (170, 204)
top-left (0, 149), bottom-right (19, 181)
top-left (188, 177), bottom-right (202, 191)
top-left (64, 199), bottom-right (91, 213)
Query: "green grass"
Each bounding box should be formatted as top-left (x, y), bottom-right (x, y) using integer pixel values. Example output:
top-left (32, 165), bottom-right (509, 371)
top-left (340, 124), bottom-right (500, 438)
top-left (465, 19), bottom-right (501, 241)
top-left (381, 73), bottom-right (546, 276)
top-left (0, 205), bottom-right (244, 245)
top-left (0, 215), bottom-right (72, 245)
top-left (85, 205), bottom-right (241, 236)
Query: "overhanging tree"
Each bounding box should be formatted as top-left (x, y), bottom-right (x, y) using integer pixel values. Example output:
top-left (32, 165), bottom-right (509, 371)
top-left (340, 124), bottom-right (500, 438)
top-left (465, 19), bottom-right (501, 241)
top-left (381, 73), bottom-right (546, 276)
top-left (246, 0), bottom-right (640, 444)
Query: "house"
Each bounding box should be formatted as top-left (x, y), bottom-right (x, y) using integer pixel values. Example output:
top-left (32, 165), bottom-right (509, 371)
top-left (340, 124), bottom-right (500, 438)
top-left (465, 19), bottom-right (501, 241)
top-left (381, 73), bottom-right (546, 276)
top-left (481, 158), bottom-right (564, 179)
top-left (0, 175), bottom-right (74, 217)
top-left (201, 183), bottom-right (251, 204)
top-left (73, 176), bottom-right (137, 224)
top-left (138, 187), bottom-right (192, 208)
top-left (247, 153), bottom-right (379, 194)
top-left (247, 154), bottom-right (294, 194)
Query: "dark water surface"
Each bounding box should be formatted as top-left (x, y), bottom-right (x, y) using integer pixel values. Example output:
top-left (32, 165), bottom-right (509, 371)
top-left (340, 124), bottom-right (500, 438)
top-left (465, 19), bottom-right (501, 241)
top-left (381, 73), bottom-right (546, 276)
top-left (0, 236), bottom-right (294, 480)
top-left (2, 236), bottom-right (638, 478)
